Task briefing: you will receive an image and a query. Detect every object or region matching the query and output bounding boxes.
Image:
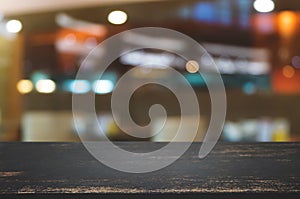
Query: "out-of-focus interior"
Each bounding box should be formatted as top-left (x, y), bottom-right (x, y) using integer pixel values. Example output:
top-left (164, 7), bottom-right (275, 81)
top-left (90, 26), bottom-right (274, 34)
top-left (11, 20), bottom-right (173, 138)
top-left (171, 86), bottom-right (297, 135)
top-left (0, 0), bottom-right (300, 142)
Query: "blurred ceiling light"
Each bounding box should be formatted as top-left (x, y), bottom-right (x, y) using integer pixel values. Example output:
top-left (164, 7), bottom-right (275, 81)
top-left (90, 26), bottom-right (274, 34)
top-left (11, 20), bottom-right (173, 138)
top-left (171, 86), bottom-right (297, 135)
top-left (122, 32), bottom-right (185, 51)
top-left (63, 80), bottom-right (91, 94)
top-left (93, 80), bottom-right (114, 94)
top-left (202, 43), bottom-right (270, 75)
top-left (6, 19), bottom-right (22, 33)
top-left (216, 57), bottom-right (236, 74)
top-left (17, 80), bottom-right (33, 94)
top-left (36, 79), bottom-right (56, 94)
top-left (282, 65), bottom-right (295, 78)
top-left (247, 62), bottom-right (270, 75)
top-left (108, 10), bottom-right (128, 25)
top-left (120, 51), bottom-right (174, 69)
top-left (56, 13), bottom-right (107, 36)
top-left (253, 0), bottom-right (275, 13)
top-left (185, 60), bottom-right (200, 73)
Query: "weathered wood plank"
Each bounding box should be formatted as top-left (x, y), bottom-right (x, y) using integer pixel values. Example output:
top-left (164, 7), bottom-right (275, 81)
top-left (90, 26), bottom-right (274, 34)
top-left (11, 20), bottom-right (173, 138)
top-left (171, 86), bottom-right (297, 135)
top-left (0, 142), bottom-right (299, 198)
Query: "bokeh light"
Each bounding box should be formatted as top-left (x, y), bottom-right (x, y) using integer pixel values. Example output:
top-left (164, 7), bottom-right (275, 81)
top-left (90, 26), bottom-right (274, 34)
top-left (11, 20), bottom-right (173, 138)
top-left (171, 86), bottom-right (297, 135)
top-left (282, 65), bottom-right (295, 78)
top-left (16, 80), bottom-right (33, 94)
top-left (253, 0), bottom-right (275, 13)
top-left (63, 80), bottom-right (91, 94)
top-left (6, 19), bottom-right (23, 33)
top-left (292, 56), bottom-right (300, 68)
top-left (278, 11), bottom-right (297, 38)
top-left (93, 80), bottom-right (114, 94)
top-left (36, 79), bottom-right (56, 94)
top-left (107, 10), bottom-right (128, 25)
top-left (185, 60), bottom-right (200, 73)
top-left (243, 82), bottom-right (256, 95)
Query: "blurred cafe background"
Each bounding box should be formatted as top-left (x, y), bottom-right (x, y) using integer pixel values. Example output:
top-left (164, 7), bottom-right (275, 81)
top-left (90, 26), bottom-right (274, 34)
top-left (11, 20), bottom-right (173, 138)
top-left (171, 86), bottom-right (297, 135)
top-left (0, 0), bottom-right (300, 142)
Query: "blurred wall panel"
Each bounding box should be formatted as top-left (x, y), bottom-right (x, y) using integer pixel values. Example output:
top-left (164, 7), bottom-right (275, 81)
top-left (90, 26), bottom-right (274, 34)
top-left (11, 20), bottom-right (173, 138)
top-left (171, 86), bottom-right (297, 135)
top-left (22, 111), bottom-right (78, 141)
top-left (0, 35), bottom-right (23, 141)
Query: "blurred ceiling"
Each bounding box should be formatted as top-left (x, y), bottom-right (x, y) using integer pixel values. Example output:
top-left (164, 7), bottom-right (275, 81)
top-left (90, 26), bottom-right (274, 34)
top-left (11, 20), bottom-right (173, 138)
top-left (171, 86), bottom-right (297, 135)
top-left (0, 0), bottom-right (165, 16)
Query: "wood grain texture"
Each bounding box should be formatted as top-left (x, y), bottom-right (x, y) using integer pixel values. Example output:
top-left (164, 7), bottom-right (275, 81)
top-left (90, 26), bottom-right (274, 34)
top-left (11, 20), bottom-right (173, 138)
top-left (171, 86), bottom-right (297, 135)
top-left (0, 142), bottom-right (299, 198)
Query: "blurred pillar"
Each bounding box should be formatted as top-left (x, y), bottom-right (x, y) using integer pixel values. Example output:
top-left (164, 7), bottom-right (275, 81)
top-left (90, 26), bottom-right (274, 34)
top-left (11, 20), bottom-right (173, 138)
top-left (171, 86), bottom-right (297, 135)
top-left (277, 11), bottom-right (297, 65)
top-left (252, 12), bottom-right (300, 93)
top-left (0, 35), bottom-right (23, 141)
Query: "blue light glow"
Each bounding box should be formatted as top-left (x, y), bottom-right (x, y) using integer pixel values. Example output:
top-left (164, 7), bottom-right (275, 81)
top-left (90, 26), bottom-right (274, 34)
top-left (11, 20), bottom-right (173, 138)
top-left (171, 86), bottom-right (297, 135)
top-left (193, 2), bottom-right (216, 23)
top-left (243, 82), bottom-right (256, 95)
top-left (63, 80), bottom-right (91, 94)
top-left (218, 0), bottom-right (232, 25)
top-left (93, 80), bottom-right (114, 94)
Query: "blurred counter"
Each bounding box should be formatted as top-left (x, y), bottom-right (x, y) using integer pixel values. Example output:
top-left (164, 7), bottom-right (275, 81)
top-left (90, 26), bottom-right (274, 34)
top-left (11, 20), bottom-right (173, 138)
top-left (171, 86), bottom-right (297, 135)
top-left (0, 142), bottom-right (299, 198)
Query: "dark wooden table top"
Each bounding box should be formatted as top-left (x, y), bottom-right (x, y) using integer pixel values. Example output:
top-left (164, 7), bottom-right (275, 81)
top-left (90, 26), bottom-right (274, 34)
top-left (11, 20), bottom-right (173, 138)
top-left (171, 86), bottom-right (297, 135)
top-left (0, 142), bottom-right (299, 198)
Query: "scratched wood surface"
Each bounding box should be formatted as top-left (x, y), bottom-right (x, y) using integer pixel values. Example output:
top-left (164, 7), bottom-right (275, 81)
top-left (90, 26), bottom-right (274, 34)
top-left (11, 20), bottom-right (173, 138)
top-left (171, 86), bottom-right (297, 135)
top-left (0, 142), bottom-right (299, 198)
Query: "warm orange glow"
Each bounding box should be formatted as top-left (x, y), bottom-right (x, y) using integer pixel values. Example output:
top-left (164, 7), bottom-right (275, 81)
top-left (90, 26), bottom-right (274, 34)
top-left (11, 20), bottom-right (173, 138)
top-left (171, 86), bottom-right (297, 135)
top-left (17, 80), bottom-right (33, 94)
top-left (282, 65), bottom-right (295, 78)
top-left (57, 29), bottom-right (96, 44)
top-left (185, 60), bottom-right (200, 73)
top-left (272, 69), bottom-right (300, 94)
top-left (277, 11), bottom-right (297, 38)
top-left (56, 28), bottom-right (106, 72)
